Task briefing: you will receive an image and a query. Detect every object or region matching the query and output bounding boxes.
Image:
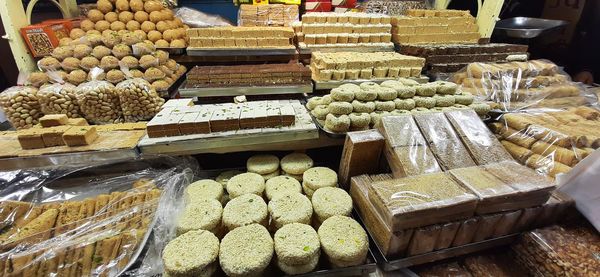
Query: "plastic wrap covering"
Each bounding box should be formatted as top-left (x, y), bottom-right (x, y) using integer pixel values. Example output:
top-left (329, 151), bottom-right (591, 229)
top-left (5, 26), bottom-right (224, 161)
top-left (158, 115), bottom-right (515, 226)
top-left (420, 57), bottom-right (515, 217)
top-left (512, 224), bottom-right (600, 277)
top-left (363, 0), bottom-right (427, 16)
top-left (238, 4), bottom-right (299, 27)
top-left (462, 252), bottom-right (530, 276)
top-left (378, 115), bottom-right (442, 178)
top-left (174, 7), bottom-right (232, 28)
top-left (0, 157), bottom-right (196, 277)
top-left (0, 86), bottom-right (43, 129)
top-left (368, 172), bottom-right (478, 232)
top-left (450, 60), bottom-right (597, 111)
top-left (115, 78), bottom-right (164, 122)
top-left (413, 112), bottom-right (476, 170)
top-left (488, 107), bottom-right (600, 177)
top-left (444, 109), bottom-right (513, 165)
top-left (75, 68), bottom-right (123, 125)
top-left (412, 261), bottom-right (472, 277)
top-left (38, 83), bottom-right (82, 118)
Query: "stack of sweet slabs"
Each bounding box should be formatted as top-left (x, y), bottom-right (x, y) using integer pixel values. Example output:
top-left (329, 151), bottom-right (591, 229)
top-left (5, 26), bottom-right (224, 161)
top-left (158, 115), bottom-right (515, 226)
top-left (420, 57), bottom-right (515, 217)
top-left (400, 43), bottom-right (529, 73)
top-left (187, 27), bottom-right (295, 48)
top-left (392, 9), bottom-right (480, 45)
top-left (186, 64), bottom-right (311, 88)
top-left (238, 4), bottom-right (299, 27)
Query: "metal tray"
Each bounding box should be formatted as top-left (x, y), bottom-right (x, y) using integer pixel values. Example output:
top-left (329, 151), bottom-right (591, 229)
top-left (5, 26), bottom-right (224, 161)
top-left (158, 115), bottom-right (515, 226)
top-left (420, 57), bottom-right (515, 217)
top-left (186, 47), bottom-right (298, 57)
top-left (495, 17), bottom-right (569, 39)
top-left (178, 80), bottom-right (313, 97)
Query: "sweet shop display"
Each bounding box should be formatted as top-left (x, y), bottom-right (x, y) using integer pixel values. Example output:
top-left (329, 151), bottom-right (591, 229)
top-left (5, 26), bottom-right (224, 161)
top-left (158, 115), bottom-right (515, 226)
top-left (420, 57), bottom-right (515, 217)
top-left (399, 43), bottom-right (530, 73)
top-left (185, 63), bottom-right (311, 88)
top-left (364, 0), bottom-right (427, 16)
top-left (310, 52), bottom-right (425, 81)
top-left (295, 12), bottom-right (393, 49)
top-left (391, 9), bottom-right (480, 45)
top-left (238, 4), bottom-right (299, 27)
top-left (187, 26), bottom-right (295, 49)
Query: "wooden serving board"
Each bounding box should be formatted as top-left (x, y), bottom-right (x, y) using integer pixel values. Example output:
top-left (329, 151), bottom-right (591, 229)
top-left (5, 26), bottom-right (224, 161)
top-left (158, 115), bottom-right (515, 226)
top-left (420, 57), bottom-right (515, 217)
top-left (0, 130), bottom-right (146, 158)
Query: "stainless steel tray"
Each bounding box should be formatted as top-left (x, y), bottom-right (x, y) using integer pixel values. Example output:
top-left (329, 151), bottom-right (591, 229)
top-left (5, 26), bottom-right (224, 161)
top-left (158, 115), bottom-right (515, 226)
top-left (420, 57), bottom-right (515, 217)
top-left (178, 81), bottom-right (313, 97)
top-left (495, 17), bottom-right (569, 39)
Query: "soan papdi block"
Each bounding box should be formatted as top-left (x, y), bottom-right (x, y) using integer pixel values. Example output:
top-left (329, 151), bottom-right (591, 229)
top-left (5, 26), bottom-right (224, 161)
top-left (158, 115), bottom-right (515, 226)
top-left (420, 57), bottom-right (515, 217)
top-left (62, 126), bottom-right (98, 146)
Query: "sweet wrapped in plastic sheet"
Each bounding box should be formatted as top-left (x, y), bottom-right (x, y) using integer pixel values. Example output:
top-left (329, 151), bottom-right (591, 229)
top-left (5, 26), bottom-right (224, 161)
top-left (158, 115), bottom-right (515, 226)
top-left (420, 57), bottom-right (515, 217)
top-left (238, 4), bottom-right (299, 27)
top-left (0, 86), bottom-right (43, 129)
top-left (450, 60), bottom-right (596, 111)
top-left (489, 107), bottom-right (600, 177)
top-left (412, 261), bottom-right (472, 277)
top-left (38, 82), bottom-right (82, 118)
top-left (116, 78), bottom-right (164, 122)
top-left (75, 67), bottom-right (123, 124)
top-left (367, 172), bottom-right (478, 231)
top-left (0, 157), bottom-right (196, 277)
top-left (174, 7), bottom-right (232, 28)
top-left (512, 224), bottom-right (600, 276)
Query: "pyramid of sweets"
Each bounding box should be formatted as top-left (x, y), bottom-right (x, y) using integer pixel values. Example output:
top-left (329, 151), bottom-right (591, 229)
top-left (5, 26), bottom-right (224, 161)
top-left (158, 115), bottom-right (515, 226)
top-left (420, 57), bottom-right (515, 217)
top-left (310, 52), bottom-right (425, 81)
top-left (392, 9), bottom-right (480, 44)
top-left (294, 12), bottom-right (392, 48)
top-left (238, 4), bottom-right (299, 27)
top-left (187, 27), bottom-right (295, 49)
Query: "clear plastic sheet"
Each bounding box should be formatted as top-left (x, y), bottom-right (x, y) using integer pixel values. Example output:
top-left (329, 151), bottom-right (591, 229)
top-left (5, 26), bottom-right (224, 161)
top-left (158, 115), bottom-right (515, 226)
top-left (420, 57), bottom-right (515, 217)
top-left (512, 224), bottom-right (600, 276)
top-left (368, 172), bottom-right (478, 231)
top-left (174, 7), bottom-right (232, 28)
top-left (413, 112), bottom-right (476, 170)
top-left (0, 156), bottom-right (196, 277)
top-left (115, 78), bottom-right (164, 122)
top-left (238, 4), bottom-right (299, 27)
top-left (363, 0), bottom-right (427, 16)
top-left (0, 86), bottom-right (42, 129)
top-left (37, 82), bottom-right (82, 118)
top-left (450, 60), bottom-right (597, 111)
top-left (412, 261), bottom-right (472, 277)
top-left (489, 107), bottom-right (600, 178)
top-left (444, 109), bottom-right (513, 165)
top-left (406, 225), bottom-right (440, 256)
top-left (75, 67), bottom-right (123, 125)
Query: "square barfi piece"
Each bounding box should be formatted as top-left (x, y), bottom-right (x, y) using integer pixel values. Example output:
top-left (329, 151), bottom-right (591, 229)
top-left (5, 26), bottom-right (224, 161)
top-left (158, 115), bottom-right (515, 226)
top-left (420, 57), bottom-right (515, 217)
top-left (67, 118), bottom-right (88, 126)
top-left (62, 126), bottom-right (98, 147)
top-left (40, 114), bottom-right (68, 127)
top-left (17, 129), bottom-right (45, 149)
top-left (41, 126), bottom-right (72, 147)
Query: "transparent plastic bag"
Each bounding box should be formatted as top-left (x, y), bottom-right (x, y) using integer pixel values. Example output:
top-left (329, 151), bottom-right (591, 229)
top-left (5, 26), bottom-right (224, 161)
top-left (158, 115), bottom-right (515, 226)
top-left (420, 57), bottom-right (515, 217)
top-left (512, 224), bottom-right (600, 276)
top-left (174, 7), bottom-right (232, 28)
top-left (116, 78), bottom-right (164, 122)
top-left (0, 86), bottom-right (43, 129)
top-left (367, 172), bottom-right (478, 231)
top-left (450, 60), bottom-right (594, 111)
top-left (75, 67), bottom-right (123, 124)
top-left (0, 156), bottom-right (196, 277)
top-left (238, 4), bottom-right (299, 27)
top-left (363, 0), bottom-right (427, 16)
top-left (37, 80), bottom-right (82, 118)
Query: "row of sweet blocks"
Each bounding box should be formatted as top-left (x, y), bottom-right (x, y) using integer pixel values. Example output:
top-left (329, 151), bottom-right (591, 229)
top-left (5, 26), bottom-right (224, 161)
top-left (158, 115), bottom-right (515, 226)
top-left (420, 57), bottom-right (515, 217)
top-left (299, 33), bottom-right (392, 45)
top-left (312, 66), bottom-right (422, 81)
top-left (147, 101), bottom-right (299, 138)
top-left (298, 23), bottom-right (391, 34)
top-left (301, 12), bottom-right (391, 25)
top-left (239, 4), bottom-right (299, 26)
top-left (312, 52), bottom-right (425, 70)
top-left (189, 37), bottom-right (291, 48)
top-left (17, 115), bottom-right (96, 149)
top-left (186, 27), bottom-right (295, 39)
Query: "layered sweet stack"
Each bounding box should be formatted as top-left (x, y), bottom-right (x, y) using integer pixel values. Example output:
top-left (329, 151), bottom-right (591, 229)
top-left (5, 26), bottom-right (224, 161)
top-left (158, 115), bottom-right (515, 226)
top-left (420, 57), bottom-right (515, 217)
top-left (238, 4), bottom-right (299, 27)
top-left (187, 27), bottom-right (295, 48)
top-left (186, 64), bottom-right (311, 88)
top-left (392, 9), bottom-right (480, 44)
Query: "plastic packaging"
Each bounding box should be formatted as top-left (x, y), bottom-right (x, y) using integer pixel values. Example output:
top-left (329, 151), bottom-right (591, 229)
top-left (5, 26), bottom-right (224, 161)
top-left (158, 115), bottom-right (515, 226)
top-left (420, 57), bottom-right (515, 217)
top-left (364, 0), bottom-right (427, 15)
top-left (413, 112), bottom-right (476, 170)
top-left (472, 213), bottom-right (503, 242)
top-left (37, 81), bottom-right (82, 118)
top-left (0, 157), bottom-right (196, 277)
top-left (450, 60), bottom-right (596, 111)
top-left (116, 78), bottom-right (164, 122)
top-left (445, 109), bottom-right (513, 165)
top-left (451, 217), bottom-right (480, 247)
top-left (368, 172), bottom-right (478, 231)
top-left (412, 261), bottom-right (472, 277)
top-left (75, 67), bottom-right (123, 124)
top-left (174, 7), bottom-right (232, 28)
top-left (433, 221), bottom-right (461, 250)
top-left (406, 225), bottom-right (441, 256)
top-left (512, 224), bottom-right (600, 276)
top-left (0, 86), bottom-right (43, 129)
top-left (238, 4), bottom-right (299, 27)
top-left (493, 210), bottom-right (523, 237)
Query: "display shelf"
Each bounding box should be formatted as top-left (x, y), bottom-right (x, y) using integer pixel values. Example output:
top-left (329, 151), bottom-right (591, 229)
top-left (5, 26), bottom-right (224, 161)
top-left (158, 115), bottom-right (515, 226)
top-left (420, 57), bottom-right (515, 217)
top-left (0, 148), bottom-right (138, 170)
top-left (178, 81), bottom-right (313, 97)
top-left (298, 43), bottom-right (396, 55)
top-left (186, 47), bottom-right (298, 57)
top-left (314, 76), bottom-right (430, 90)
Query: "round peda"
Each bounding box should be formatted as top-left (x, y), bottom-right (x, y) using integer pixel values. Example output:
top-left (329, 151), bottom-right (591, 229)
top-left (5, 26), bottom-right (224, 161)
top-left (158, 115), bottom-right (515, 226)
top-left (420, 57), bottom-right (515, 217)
top-left (163, 230), bottom-right (219, 277)
top-left (415, 83), bottom-right (437, 97)
top-left (310, 105), bottom-right (329, 120)
top-left (330, 87), bottom-right (354, 102)
top-left (396, 85), bottom-right (416, 99)
top-left (370, 111), bottom-right (391, 127)
top-left (414, 96), bottom-right (436, 108)
top-left (302, 182), bottom-right (316, 198)
top-left (354, 89), bottom-right (378, 101)
top-left (375, 100), bottom-right (395, 112)
top-left (285, 173), bottom-right (303, 182)
top-left (247, 154), bottom-right (279, 175)
top-left (434, 81), bottom-right (458, 95)
top-left (394, 98), bottom-right (416, 110)
top-left (226, 172), bottom-right (265, 198)
top-left (434, 95), bottom-right (455, 107)
top-left (324, 114), bottom-right (350, 133)
top-left (303, 167), bottom-right (338, 191)
top-left (455, 93), bottom-right (474, 105)
top-left (377, 87), bottom-right (397, 101)
top-left (321, 95), bottom-right (333, 105)
top-left (328, 102), bottom-right (353, 115)
top-left (337, 83), bottom-right (361, 93)
top-left (306, 96), bottom-right (322, 110)
top-left (351, 100), bottom-right (375, 113)
top-left (311, 187), bottom-right (352, 223)
top-left (216, 170), bottom-right (244, 188)
top-left (219, 224), bottom-right (273, 277)
top-left (281, 153), bottom-right (313, 175)
top-left (359, 81), bottom-right (379, 91)
top-left (261, 170), bottom-right (280, 181)
top-left (222, 194), bottom-right (268, 230)
top-left (268, 193), bottom-right (313, 229)
top-left (398, 78), bottom-right (420, 86)
top-left (469, 103), bottom-right (491, 115)
top-left (184, 179), bottom-right (224, 203)
top-left (265, 176), bottom-right (302, 201)
top-left (176, 198), bottom-right (223, 235)
top-left (278, 253), bottom-right (319, 275)
top-left (349, 113), bottom-right (370, 130)
top-left (380, 80), bottom-right (403, 89)
top-left (318, 216), bottom-right (368, 265)
top-left (274, 223), bottom-right (320, 266)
